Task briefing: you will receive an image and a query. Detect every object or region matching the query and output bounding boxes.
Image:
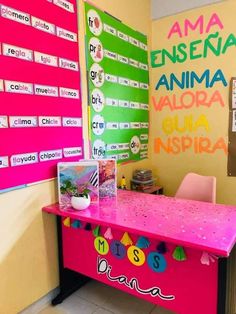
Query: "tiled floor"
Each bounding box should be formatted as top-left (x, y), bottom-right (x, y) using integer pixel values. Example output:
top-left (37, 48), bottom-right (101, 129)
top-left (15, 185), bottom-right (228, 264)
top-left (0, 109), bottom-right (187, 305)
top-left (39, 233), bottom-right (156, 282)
top-left (38, 281), bottom-right (175, 314)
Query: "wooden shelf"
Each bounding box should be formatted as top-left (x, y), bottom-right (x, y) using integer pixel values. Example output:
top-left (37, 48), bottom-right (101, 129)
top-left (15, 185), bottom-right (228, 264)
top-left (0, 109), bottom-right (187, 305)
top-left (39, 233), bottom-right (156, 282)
top-left (142, 186), bottom-right (163, 195)
top-left (130, 181), bottom-right (163, 195)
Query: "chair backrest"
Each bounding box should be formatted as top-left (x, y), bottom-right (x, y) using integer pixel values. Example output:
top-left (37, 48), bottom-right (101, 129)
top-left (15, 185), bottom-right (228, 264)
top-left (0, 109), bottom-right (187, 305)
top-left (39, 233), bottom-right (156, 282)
top-left (175, 172), bottom-right (216, 203)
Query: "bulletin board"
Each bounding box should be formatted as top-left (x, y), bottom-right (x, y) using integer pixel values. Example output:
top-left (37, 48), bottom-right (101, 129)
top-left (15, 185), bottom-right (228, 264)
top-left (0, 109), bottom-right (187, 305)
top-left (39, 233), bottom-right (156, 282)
top-left (227, 78), bottom-right (236, 176)
top-left (84, 2), bottom-right (149, 163)
top-left (0, 0), bottom-right (83, 192)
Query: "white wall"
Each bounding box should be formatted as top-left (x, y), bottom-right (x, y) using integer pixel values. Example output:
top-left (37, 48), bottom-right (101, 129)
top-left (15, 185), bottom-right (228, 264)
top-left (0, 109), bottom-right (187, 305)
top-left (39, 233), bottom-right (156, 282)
top-left (151, 0), bottom-right (224, 19)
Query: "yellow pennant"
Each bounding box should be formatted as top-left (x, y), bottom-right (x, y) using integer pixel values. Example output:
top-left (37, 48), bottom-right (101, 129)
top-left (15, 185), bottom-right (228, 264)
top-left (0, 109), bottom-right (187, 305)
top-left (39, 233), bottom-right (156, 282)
top-left (120, 232), bottom-right (133, 246)
top-left (63, 217), bottom-right (71, 227)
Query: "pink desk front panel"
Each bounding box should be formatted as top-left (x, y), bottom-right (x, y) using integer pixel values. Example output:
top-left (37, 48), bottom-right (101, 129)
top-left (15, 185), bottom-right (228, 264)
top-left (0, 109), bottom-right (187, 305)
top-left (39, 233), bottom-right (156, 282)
top-left (42, 190), bottom-right (236, 314)
top-left (62, 224), bottom-right (218, 314)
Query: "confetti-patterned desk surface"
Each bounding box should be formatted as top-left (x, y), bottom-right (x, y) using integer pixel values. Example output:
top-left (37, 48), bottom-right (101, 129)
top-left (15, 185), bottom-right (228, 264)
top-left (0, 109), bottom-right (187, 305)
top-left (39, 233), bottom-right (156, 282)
top-left (42, 190), bottom-right (236, 257)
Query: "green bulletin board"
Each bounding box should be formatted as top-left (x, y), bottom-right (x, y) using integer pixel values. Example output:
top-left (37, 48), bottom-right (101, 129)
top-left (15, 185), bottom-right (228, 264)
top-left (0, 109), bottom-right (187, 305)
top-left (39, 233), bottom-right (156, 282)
top-left (85, 2), bottom-right (149, 163)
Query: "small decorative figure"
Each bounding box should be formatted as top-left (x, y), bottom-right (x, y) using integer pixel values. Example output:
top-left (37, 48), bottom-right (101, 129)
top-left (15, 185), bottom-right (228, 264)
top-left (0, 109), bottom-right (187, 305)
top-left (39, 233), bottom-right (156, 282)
top-left (120, 175), bottom-right (127, 190)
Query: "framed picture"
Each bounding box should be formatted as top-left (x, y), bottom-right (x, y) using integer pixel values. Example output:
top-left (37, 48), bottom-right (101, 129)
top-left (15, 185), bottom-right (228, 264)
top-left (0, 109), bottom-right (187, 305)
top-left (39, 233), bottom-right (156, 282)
top-left (57, 161), bottom-right (99, 208)
top-left (98, 159), bottom-right (117, 198)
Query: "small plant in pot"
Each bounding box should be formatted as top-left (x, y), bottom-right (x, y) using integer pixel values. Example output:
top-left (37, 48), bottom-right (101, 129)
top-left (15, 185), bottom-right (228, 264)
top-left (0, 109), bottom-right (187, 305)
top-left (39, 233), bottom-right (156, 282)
top-left (71, 190), bottom-right (91, 210)
top-left (60, 180), bottom-right (91, 210)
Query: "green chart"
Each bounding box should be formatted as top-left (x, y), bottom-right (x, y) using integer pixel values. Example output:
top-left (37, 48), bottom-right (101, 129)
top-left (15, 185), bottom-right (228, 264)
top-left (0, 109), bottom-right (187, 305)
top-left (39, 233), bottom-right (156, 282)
top-left (85, 2), bottom-right (149, 163)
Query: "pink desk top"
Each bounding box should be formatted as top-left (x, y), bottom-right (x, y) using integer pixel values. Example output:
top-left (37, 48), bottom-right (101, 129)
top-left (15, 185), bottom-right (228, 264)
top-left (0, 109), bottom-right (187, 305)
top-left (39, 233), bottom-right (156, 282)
top-left (42, 190), bottom-right (236, 257)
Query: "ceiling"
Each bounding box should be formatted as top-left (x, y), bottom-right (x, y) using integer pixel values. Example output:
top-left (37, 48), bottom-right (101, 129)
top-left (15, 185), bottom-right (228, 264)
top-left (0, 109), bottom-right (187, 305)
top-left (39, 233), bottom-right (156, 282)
top-left (151, 0), bottom-right (224, 19)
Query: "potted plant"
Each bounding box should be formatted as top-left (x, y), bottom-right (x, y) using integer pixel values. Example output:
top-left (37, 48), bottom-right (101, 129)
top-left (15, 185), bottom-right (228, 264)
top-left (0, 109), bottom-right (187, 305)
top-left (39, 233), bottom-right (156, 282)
top-left (60, 180), bottom-right (91, 210)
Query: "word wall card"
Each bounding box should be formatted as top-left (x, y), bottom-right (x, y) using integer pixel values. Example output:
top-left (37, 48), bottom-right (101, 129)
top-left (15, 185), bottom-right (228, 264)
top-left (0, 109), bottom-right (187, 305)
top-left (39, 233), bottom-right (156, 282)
top-left (0, 0), bottom-right (83, 191)
top-left (85, 2), bottom-right (149, 163)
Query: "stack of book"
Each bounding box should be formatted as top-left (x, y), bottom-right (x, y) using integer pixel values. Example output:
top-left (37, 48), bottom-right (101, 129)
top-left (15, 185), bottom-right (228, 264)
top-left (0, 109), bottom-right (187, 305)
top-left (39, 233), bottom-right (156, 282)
top-left (131, 169), bottom-right (156, 192)
top-left (133, 169), bottom-right (152, 182)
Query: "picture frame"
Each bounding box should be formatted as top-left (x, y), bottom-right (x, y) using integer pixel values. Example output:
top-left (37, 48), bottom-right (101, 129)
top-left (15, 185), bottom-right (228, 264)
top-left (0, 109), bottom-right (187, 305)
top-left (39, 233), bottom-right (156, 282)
top-left (57, 161), bottom-right (99, 208)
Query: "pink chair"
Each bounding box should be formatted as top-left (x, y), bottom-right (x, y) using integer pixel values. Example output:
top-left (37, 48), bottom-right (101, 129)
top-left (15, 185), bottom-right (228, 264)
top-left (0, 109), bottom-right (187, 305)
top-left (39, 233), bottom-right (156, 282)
top-left (175, 172), bottom-right (216, 203)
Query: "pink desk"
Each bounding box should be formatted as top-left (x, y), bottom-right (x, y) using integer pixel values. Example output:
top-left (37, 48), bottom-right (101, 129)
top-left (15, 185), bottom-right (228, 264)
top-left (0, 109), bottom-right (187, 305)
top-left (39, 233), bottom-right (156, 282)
top-left (42, 190), bottom-right (236, 314)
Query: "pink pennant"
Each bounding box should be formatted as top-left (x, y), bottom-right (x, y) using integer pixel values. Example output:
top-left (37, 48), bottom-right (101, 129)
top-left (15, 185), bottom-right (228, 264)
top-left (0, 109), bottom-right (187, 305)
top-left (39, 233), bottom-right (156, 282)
top-left (104, 227), bottom-right (113, 240)
top-left (201, 252), bottom-right (218, 266)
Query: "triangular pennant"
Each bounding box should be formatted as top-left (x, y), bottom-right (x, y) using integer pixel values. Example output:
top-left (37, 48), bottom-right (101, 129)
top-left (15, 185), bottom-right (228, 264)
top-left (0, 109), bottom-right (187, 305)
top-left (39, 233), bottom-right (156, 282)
top-left (209, 254), bottom-right (218, 262)
top-left (157, 242), bottom-right (167, 254)
top-left (201, 252), bottom-right (210, 265)
top-left (85, 223), bottom-right (92, 230)
top-left (172, 246), bottom-right (186, 261)
top-left (93, 225), bottom-right (100, 237)
top-left (71, 220), bottom-right (82, 229)
top-left (104, 227), bottom-right (113, 240)
top-left (201, 252), bottom-right (218, 265)
top-left (120, 232), bottom-right (133, 246)
top-left (63, 217), bottom-right (71, 227)
top-left (136, 236), bottom-right (150, 249)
